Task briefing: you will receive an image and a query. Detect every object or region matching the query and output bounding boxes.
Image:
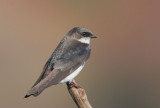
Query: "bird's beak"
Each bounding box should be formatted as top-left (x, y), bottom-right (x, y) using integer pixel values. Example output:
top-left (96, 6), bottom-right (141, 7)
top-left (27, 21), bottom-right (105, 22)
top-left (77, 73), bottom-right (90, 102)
top-left (90, 35), bottom-right (97, 38)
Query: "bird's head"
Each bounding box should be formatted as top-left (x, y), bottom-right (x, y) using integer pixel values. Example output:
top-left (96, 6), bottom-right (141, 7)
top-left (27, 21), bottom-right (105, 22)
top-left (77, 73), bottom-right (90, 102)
top-left (66, 27), bottom-right (97, 44)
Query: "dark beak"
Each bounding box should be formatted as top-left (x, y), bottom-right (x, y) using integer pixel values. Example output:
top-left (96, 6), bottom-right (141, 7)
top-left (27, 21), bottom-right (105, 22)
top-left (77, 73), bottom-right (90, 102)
top-left (90, 35), bottom-right (97, 38)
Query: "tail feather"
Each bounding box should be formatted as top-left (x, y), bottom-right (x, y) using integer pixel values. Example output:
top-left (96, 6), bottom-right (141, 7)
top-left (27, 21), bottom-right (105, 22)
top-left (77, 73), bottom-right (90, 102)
top-left (24, 85), bottom-right (44, 98)
top-left (24, 94), bottom-right (31, 98)
top-left (24, 73), bottom-right (54, 98)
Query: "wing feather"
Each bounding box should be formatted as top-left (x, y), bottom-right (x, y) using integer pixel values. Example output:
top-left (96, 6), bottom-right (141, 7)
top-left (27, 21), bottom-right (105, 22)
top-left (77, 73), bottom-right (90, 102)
top-left (26, 40), bottom-right (91, 97)
top-left (32, 58), bottom-right (52, 87)
top-left (32, 40), bottom-right (90, 88)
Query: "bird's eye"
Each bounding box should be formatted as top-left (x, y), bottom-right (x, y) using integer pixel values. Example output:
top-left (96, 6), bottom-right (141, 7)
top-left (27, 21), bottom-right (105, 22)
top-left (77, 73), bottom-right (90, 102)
top-left (81, 32), bottom-right (87, 36)
top-left (82, 32), bottom-right (91, 36)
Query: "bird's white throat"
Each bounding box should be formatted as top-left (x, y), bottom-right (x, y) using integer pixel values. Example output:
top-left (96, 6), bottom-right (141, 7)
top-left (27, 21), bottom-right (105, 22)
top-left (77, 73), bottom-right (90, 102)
top-left (78, 37), bottom-right (90, 44)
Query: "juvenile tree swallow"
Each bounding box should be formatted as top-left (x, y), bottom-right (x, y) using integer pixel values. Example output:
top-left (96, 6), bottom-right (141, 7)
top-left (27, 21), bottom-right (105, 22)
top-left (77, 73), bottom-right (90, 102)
top-left (25, 27), bottom-right (97, 98)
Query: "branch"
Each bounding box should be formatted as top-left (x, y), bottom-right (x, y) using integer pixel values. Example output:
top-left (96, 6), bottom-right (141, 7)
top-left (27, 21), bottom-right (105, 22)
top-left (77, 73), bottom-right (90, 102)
top-left (66, 80), bottom-right (92, 108)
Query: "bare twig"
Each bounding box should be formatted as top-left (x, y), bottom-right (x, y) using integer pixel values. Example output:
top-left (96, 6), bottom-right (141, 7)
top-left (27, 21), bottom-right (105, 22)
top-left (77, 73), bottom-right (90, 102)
top-left (66, 80), bottom-right (92, 108)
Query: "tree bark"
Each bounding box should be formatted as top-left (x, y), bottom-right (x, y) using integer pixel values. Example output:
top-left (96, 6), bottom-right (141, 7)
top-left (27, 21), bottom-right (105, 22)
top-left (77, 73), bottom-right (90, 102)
top-left (66, 80), bottom-right (92, 108)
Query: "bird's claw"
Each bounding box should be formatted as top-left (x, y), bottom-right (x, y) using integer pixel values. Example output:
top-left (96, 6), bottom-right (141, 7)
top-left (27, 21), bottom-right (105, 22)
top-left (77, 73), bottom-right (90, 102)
top-left (67, 81), bottom-right (81, 88)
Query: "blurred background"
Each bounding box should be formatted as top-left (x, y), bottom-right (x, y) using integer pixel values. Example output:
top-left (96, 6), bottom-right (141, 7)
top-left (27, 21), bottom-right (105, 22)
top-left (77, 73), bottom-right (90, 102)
top-left (0, 0), bottom-right (160, 108)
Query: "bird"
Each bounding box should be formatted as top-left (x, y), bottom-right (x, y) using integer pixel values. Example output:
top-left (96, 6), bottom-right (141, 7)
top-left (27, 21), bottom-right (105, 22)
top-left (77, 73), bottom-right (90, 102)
top-left (24, 27), bottom-right (97, 98)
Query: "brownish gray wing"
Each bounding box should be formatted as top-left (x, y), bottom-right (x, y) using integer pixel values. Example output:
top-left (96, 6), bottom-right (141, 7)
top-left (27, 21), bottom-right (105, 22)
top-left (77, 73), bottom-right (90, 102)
top-left (49, 43), bottom-right (91, 84)
top-left (33, 40), bottom-right (91, 87)
top-left (25, 40), bottom-right (90, 97)
top-left (32, 57), bottom-right (52, 87)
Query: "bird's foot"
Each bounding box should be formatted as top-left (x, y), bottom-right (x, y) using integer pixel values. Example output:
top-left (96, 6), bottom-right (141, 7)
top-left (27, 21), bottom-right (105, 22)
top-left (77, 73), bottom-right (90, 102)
top-left (70, 81), bottom-right (81, 88)
top-left (67, 81), bottom-right (81, 88)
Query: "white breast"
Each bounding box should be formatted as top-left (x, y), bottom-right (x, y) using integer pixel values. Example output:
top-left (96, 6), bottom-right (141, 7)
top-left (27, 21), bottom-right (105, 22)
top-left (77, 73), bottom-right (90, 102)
top-left (59, 64), bottom-right (85, 84)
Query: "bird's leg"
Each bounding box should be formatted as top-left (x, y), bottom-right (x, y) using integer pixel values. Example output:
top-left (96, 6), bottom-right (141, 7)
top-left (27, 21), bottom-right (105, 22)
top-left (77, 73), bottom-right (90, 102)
top-left (66, 80), bottom-right (80, 88)
top-left (70, 81), bottom-right (81, 88)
